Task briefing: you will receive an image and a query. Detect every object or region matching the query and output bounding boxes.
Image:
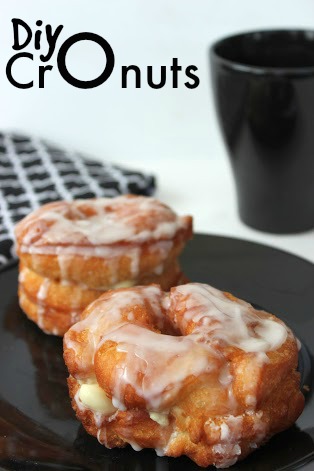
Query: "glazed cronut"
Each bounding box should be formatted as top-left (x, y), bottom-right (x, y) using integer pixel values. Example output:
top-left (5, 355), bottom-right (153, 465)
top-left (15, 195), bottom-right (192, 335)
top-left (63, 283), bottom-right (304, 468)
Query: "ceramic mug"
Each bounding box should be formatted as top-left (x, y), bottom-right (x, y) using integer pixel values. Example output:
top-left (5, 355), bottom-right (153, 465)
top-left (210, 30), bottom-right (314, 233)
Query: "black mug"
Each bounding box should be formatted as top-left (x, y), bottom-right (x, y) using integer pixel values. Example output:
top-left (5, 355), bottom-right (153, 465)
top-left (210, 30), bottom-right (314, 234)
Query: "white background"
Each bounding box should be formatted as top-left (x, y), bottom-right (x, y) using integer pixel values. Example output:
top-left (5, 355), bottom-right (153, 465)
top-left (1, 1), bottom-right (314, 262)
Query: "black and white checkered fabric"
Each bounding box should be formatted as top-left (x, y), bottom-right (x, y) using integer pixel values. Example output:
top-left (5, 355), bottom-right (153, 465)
top-left (0, 132), bottom-right (155, 267)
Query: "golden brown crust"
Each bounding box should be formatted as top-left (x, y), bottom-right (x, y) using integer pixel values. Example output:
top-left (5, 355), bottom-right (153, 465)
top-left (15, 196), bottom-right (193, 288)
top-left (17, 231), bottom-right (191, 289)
top-left (18, 285), bottom-right (80, 336)
top-left (19, 264), bottom-right (102, 311)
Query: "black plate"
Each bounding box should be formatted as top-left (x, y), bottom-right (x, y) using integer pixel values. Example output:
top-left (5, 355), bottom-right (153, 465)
top-left (0, 234), bottom-right (313, 471)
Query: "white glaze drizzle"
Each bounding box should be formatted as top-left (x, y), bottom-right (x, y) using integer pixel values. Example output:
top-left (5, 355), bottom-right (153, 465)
top-left (168, 283), bottom-right (288, 352)
top-left (36, 278), bottom-right (50, 328)
top-left (18, 268), bottom-right (26, 283)
top-left (17, 196), bottom-right (189, 248)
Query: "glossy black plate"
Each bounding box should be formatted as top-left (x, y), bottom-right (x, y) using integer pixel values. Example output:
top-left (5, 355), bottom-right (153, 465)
top-left (0, 234), bottom-right (313, 471)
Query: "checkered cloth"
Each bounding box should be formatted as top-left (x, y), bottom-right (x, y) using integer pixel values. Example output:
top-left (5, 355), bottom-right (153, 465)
top-left (0, 132), bottom-right (155, 267)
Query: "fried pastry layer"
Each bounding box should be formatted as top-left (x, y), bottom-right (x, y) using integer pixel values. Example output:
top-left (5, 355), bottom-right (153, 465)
top-left (15, 195), bottom-right (192, 289)
top-left (19, 264), bottom-right (103, 312)
top-left (18, 261), bottom-right (186, 336)
top-left (63, 283), bottom-right (304, 468)
top-left (18, 285), bottom-right (80, 336)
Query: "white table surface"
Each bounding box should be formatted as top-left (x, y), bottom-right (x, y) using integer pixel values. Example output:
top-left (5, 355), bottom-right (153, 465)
top-left (117, 157), bottom-right (314, 264)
